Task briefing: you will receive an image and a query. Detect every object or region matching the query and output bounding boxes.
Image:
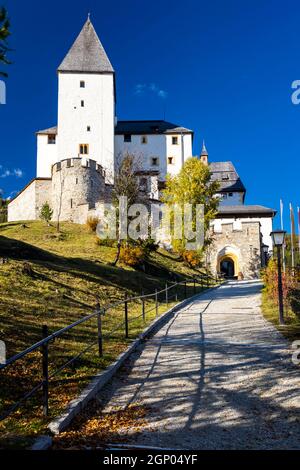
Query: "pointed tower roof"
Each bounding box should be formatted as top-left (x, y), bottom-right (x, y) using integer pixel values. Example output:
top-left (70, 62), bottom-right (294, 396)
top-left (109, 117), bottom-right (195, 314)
top-left (201, 140), bottom-right (208, 157)
top-left (58, 17), bottom-right (114, 73)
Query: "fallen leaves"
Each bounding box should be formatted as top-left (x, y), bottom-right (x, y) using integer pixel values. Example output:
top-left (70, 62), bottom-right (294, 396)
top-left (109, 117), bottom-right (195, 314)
top-left (53, 402), bottom-right (150, 449)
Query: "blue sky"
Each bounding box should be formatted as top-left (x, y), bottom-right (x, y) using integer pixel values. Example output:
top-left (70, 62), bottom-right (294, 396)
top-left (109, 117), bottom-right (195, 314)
top-left (0, 0), bottom-right (299, 229)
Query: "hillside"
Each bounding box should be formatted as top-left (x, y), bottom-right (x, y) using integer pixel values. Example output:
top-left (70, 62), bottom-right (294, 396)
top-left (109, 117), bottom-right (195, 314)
top-left (0, 221), bottom-right (205, 443)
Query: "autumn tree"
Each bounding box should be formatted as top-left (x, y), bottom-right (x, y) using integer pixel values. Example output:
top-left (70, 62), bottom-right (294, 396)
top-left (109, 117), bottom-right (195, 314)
top-left (162, 157), bottom-right (220, 261)
top-left (0, 7), bottom-right (11, 77)
top-left (111, 153), bottom-right (145, 266)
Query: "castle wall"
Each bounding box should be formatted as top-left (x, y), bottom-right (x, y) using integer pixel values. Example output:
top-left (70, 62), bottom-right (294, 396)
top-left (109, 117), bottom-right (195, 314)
top-left (7, 178), bottom-right (52, 222)
top-left (209, 221), bottom-right (262, 279)
top-left (51, 158), bottom-right (105, 223)
top-left (211, 216), bottom-right (273, 249)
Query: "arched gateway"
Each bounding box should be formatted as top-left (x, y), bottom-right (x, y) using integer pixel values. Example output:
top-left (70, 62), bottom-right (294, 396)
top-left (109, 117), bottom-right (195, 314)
top-left (217, 246), bottom-right (240, 279)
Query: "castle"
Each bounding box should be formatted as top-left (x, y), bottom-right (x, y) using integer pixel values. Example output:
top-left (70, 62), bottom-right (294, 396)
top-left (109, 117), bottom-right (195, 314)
top-left (7, 17), bottom-right (276, 279)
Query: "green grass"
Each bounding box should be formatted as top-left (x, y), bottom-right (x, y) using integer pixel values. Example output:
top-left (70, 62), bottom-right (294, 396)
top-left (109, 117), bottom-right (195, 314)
top-left (261, 289), bottom-right (300, 342)
top-left (0, 221), bottom-right (209, 444)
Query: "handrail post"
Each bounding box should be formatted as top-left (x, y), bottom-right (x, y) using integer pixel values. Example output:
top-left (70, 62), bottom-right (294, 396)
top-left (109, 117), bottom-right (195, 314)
top-left (184, 281), bottom-right (187, 299)
top-left (96, 302), bottom-right (103, 357)
top-left (155, 289), bottom-right (158, 317)
top-left (141, 291), bottom-right (145, 323)
top-left (125, 295), bottom-right (129, 338)
top-left (193, 277), bottom-right (196, 295)
top-left (175, 282), bottom-right (178, 302)
top-left (42, 325), bottom-right (49, 417)
top-left (206, 276), bottom-right (209, 288)
top-left (165, 282), bottom-right (168, 306)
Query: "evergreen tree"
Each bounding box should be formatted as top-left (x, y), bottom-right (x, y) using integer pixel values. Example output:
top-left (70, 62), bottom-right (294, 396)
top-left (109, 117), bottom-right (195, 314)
top-left (39, 202), bottom-right (53, 226)
top-left (0, 194), bottom-right (7, 223)
top-left (0, 7), bottom-right (11, 77)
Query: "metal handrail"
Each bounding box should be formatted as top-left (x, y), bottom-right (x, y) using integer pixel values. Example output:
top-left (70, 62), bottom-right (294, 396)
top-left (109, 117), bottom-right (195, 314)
top-left (0, 272), bottom-right (218, 421)
top-left (1, 275), bottom-right (213, 369)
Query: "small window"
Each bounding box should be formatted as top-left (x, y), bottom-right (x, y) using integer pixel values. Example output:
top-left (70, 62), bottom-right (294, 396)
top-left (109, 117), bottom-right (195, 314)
top-left (141, 136), bottom-right (147, 144)
top-left (172, 136), bottom-right (178, 145)
top-left (80, 81), bottom-right (85, 88)
top-left (48, 134), bottom-right (56, 145)
top-left (124, 134), bottom-right (132, 142)
top-left (87, 126), bottom-right (91, 132)
top-left (70, 199), bottom-right (73, 209)
top-left (168, 157), bottom-right (174, 165)
top-left (140, 177), bottom-right (147, 189)
top-left (81, 100), bottom-right (84, 107)
top-left (79, 144), bottom-right (89, 155)
top-left (75, 178), bottom-right (78, 185)
top-left (151, 157), bottom-right (159, 166)
top-left (56, 162), bottom-right (61, 171)
top-left (66, 159), bottom-right (72, 168)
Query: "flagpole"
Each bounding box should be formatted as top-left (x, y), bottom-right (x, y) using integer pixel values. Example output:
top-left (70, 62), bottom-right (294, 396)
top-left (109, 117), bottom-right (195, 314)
top-left (280, 199), bottom-right (286, 272)
top-left (290, 203), bottom-right (295, 270)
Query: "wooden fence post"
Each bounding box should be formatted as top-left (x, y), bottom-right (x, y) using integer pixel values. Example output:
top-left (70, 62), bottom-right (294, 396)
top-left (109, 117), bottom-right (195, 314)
top-left (42, 325), bottom-right (49, 417)
top-left (193, 278), bottom-right (196, 295)
top-left (184, 281), bottom-right (187, 299)
top-left (165, 282), bottom-right (168, 306)
top-left (142, 293), bottom-right (145, 323)
top-left (124, 295), bottom-right (129, 338)
top-left (155, 289), bottom-right (158, 317)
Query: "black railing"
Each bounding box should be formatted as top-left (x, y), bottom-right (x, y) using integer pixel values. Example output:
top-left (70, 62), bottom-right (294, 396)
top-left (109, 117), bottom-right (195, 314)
top-left (0, 274), bottom-right (219, 422)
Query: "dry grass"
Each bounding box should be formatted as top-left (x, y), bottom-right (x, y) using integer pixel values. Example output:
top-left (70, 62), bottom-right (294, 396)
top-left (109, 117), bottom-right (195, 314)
top-left (0, 221), bottom-right (204, 444)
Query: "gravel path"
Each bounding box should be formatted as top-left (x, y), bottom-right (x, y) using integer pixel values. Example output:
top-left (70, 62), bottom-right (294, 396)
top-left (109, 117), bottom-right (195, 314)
top-left (91, 281), bottom-right (300, 449)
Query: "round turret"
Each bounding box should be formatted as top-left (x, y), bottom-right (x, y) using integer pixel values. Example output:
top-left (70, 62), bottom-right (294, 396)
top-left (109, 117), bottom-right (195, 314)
top-left (51, 158), bottom-right (105, 222)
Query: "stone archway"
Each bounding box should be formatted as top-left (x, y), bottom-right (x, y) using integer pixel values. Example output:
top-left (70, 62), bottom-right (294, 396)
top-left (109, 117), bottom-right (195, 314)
top-left (220, 257), bottom-right (235, 278)
top-left (217, 246), bottom-right (240, 278)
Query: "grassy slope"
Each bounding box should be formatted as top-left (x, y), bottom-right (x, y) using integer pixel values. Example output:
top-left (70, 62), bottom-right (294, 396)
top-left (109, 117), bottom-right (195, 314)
top-left (0, 221), bottom-right (204, 442)
top-left (261, 289), bottom-right (300, 342)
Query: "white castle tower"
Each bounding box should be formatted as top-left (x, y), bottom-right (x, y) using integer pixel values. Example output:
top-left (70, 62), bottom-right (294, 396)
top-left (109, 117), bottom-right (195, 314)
top-left (37, 16), bottom-right (115, 182)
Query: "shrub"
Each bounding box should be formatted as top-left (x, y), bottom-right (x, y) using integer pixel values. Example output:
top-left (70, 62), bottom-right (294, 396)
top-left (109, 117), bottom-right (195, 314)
top-left (86, 216), bottom-right (100, 232)
top-left (120, 245), bottom-right (145, 267)
top-left (182, 250), bottom-right (202, 268)
top-left (137, 237), bottom-right (159, 255)
top-left (262, 258), bottom-right (297, 305)
top-left (95, 237), bottom-right (116, 247)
